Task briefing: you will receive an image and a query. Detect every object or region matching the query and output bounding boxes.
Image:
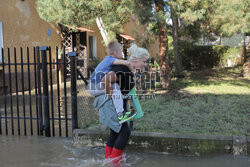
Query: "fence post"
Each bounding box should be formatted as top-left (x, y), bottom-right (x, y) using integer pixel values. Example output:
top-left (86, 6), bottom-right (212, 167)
top-left (40, 46), bottom-right (50, 137)
top-left (68, 52), bottom-right (78, 131)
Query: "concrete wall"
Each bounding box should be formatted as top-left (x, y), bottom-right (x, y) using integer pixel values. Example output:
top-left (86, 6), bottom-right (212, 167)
top-left (74, 129), bottom-right (249, 156)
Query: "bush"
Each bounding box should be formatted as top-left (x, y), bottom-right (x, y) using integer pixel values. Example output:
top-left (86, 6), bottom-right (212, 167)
top-left (179, 41), bottom-right (226, 69)
top-left (218, 47), bottom-right (243, 67)
top-left (178, 41), bottom-right (242, 70)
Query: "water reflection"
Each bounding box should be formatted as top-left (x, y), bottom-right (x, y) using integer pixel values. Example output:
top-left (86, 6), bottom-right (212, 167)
top-left (0, 135), bottom-right (249, 167)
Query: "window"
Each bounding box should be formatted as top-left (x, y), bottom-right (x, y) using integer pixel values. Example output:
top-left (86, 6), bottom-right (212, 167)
top-left (0, 22), bottom-right (3, 63)
top-left (89, 35), bottom-right (97, 60)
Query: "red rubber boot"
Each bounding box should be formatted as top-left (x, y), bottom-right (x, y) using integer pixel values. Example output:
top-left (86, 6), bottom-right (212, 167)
top-left (105, 146), bottom-right (113, 159)
top-left (110, 147), bottom-right (123, 167)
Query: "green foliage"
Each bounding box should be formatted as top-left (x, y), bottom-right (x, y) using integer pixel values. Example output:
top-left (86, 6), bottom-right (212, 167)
top-left (36, 0), bottom-right (97, 26)
top-left (132, 0), bottom-right (170, 34)
top-left (132, 24), bottom-right (156, 49)
top-left (175, 0), bottom-right (249, 37)
top-left (210, 0), bottom-right (250, 36)
top-left (36, 0), bottom-right (133, 40)
top-left (177, 41), bottom-right (242, 69)
top-left (133, 0), bottom-right (155, 24)
top-left (171, 0), bottom-right (221, 37)
top-left (131, 0), bottom-right (169, 49)
top-left (178, 22), bottom-right (204, 42)
top-left (219, 47), bottom-right (243, 67)
top-left (175, 0), bottom-right (212, 23)
top-left (135, 67), bottom-right (250, 136)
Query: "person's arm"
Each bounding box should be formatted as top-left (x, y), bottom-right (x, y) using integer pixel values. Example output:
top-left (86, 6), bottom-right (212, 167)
top-left (113, 59), bottom-right (132, 71)
top-left (101, 71), bottom-right (118, 96)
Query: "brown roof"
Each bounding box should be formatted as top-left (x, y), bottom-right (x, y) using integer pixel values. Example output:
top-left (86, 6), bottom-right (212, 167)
top-left (120, 33), bottom-right (135, 41)
top-left (66, 25), bottom-right (95, 33)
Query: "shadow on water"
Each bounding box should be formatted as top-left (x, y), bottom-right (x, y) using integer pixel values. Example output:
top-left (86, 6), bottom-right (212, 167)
top-left (0, 136), bottom-right (250, 167)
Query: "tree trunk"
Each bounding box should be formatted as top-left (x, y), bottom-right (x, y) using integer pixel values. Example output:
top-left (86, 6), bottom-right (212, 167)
top-left (243, 43), bottom-right (250, 78)
top-left (243, 33), bottom-right (247, 63)
top-left (155, 0), bottom-right (171, 89)
top-left (96, 17), bottom-right (108, 46)
top-left (171, 8), bottom-right (182, 76)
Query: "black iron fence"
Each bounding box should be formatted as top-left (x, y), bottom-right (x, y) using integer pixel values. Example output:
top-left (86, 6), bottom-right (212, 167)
top-left (0, 46), bottom-right (79, 137)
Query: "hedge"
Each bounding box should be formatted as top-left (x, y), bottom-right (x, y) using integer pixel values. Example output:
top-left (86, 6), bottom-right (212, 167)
top-left (178, 41), bottom-right (242, 70)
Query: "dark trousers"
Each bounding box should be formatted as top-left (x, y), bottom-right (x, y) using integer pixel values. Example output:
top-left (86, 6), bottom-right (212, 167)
top-left (107, 122), bottom-right (131, 150)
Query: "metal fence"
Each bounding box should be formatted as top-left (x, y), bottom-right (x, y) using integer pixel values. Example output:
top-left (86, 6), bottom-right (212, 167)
top-left (0, 46), bottom-right (161, 137)
top-left (0, 46), bottom-right (79, 137)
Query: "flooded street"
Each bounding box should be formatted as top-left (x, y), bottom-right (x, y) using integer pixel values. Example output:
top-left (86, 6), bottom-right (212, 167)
top-left (0, 135), bottom-right (249, 167)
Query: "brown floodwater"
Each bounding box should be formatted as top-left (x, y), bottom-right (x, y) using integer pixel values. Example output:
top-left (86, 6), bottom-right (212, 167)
top-left (0, 135), bottom-right (249, 167)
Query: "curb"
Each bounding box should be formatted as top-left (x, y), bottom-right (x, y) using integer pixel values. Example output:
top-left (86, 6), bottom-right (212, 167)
top-left (73, 129), bottom-right (249, 156)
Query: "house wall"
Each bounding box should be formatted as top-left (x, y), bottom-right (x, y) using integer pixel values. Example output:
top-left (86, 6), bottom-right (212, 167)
top-left (0, 0), bottom-right (61, 52)
top-left (86, 24), bottom-right (106, 66)
top-left (0, 0), bottom-right (61, 93)
top-left (0, 0), bottom-right (61, 73)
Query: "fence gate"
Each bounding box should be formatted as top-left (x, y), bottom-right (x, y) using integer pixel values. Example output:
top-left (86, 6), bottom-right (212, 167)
top-left (0, 46), bottom-right (79, 137)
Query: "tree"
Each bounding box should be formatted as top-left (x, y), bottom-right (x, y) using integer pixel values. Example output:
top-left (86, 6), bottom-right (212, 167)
top-left (170, 0), bottom-right (182, 76)
top-left (37, 0), bottom-right (249, 86)
top-left (174, 0), bottom-right (249, 37)
top-left (134, 0), bottom-right (208, 84)
top-left (36, 0), bottom-right (133, 43)
top-left (169, 0), bottom-right (249, 72)
top-left (210, 0), bottom-right (249, 67)
top-left (173, 0), bottom-right (250, 75)
top-left (133, 0), bottom-right (171, 88)
top-left (210, 0), bottom-right (249, 37)
top-left (155, 0), bottom-right (171, 88)
top-left (167, 0), bottom-right (217, 75)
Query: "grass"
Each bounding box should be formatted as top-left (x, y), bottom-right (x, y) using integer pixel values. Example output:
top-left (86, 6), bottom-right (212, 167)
top-left (134, 66), bottom-right (250, 137)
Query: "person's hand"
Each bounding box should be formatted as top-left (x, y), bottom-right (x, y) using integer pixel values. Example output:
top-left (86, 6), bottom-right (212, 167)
top-left (129, 59), bottom-right (138, 72)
